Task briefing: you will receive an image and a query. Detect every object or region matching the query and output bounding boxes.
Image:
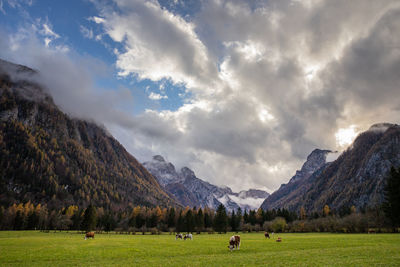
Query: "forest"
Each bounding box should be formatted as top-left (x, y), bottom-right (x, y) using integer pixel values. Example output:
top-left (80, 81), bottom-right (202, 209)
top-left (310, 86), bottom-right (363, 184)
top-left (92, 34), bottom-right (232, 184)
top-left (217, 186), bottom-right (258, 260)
top-left (0, 163), bottom-right (399, 234)
top-left (0, 201), bottom-right (395, 234)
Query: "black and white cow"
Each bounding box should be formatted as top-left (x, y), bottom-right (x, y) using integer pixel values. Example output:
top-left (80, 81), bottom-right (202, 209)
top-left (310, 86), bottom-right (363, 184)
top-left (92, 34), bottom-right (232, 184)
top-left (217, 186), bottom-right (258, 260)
top-left (184, 234), bottom-right (193, 240)
top-left (175, 233), bottom-right (183, 240)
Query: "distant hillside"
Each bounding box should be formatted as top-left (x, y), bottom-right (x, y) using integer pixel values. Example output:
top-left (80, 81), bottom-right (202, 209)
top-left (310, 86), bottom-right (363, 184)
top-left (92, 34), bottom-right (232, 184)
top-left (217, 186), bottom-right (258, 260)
top-left (0, 59), bottom-right (176, 209)
top-left (260, 123), bottom-right (400, 213)
top-left (143, 155), bottom-right (269, 210)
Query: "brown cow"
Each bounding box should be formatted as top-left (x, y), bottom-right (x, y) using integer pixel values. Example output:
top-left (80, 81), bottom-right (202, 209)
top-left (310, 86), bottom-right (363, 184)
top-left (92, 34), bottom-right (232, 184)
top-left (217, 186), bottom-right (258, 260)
top-left (85, 232), bottom-right (95, 240)
top-left (228, 235), bottom-right (240, 251)
top-left (264, 232), bottom-right (270, 239)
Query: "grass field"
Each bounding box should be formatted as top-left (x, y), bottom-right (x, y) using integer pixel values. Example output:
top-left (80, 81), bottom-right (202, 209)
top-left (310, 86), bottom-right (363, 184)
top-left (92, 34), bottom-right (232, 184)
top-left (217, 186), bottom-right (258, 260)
top-left (0, 231), bottom-right (399, 266)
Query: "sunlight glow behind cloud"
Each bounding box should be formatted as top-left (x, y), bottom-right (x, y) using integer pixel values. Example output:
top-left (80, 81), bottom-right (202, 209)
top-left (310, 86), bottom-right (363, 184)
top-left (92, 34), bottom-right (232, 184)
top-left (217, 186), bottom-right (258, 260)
top-left (335, 125), bottom-right (359, 148)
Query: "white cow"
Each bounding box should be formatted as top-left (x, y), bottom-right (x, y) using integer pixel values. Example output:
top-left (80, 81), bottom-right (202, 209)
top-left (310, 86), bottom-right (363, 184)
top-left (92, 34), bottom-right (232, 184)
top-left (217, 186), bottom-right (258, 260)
top-left (184, 234), bottom-right (193, 240)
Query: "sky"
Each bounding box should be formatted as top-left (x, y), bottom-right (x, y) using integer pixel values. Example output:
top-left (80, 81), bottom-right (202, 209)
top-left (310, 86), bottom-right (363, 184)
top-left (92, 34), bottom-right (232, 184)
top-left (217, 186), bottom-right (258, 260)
top-left (1, 0), bottom-right (399, 193)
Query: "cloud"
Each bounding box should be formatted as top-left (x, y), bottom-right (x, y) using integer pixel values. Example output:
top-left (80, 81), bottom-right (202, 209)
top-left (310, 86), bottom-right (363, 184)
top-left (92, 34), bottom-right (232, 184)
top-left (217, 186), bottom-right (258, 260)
top-left (4, 0), bottom-right (32, 9)
top-left (0, 1), bottom-right (5, 14)
top-left (0, 24), bottom-right (137, 133)
top-left (80, 25), bottom-right (94, 39)
top-left (3, 0), bottom-right (400, 193)
top-left (148, 92), bottom-right (168, 100)
top-left (96, 0), bottom-right (219, 94)
top-left (89, 16), bottom-right (106, 24)
top-left (40, 23), bottom-right (59, 39)
top-left (82, 0), bottom-right (400, 192)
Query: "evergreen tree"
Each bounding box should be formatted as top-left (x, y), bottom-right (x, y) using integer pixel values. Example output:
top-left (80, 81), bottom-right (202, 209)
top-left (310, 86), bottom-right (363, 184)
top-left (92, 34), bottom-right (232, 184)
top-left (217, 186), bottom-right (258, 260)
top-left (176, 211), bottom-right (185, 233)
top-left (264, 210), bottom-right (274, 221)
top-left (204, 210), bottom-right (212, 228)
top-left (167, 207), bottom-right (176, 228)
top-left (149, 212), bottom-right (158, 228)
top-left (383, 166), bottom-right (400, 228)
top-left (236, 207), bottom-right (243, 230)
top-left (256, 208), bottom-right (265, 225)
top-left (184, 209), bottom-right (195, 232)
top-left (249, 210), bottom-right (257, 225)
top-left (229, 210), bottom-right (237, 232)
top-left (243, 210), bottom-right (249, 224)
top-left (100, 212), bottom-right (116, 232)
top-left (135, 210), bottom-right (145, 228)
top-left (26, 211), bottom-right (39, 230)
top-left (195, 208), bottom-right (204, 232)
top-left (81, 205), bottom-right (97, 232)
top-left (214, 204), bottom-right (228, 233)
top-left (128, 214), bottom-right (136, 228)
top-left (0, 206), bottom-right (4, 229)
top-left (14, 210), bottom-right (25, 230)
top-left (71, 209), bottom-right (83, 230)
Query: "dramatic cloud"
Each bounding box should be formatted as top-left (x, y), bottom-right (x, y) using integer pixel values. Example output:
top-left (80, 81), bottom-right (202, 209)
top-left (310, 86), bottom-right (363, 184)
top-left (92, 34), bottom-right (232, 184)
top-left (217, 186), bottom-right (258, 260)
top-left (95, 0), bottom-right (220, 94)
top-left (2, 0), bottom-right (400, 193)
top-left (0, 25), bottom-right (137, 132)
top-left (95, 0), bottom-right (400, 192)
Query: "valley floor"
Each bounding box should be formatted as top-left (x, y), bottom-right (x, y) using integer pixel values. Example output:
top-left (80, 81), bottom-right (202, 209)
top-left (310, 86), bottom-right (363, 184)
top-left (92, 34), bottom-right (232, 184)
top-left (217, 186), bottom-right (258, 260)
top-left (0, 231), bottom-right (399, 266)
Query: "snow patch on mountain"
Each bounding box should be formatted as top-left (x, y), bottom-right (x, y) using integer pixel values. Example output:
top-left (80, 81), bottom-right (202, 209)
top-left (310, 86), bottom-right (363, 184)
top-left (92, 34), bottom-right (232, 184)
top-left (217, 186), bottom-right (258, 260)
top-left (227, 194), bottom-right (266, 210)
top-left (143, 155), bottom-right (269, 211)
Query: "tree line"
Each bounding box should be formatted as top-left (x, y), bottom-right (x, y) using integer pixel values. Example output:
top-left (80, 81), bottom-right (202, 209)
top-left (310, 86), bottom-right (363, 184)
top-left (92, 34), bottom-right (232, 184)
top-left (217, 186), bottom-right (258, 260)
top-left (0, 201), bottom-right (297, 233)
top-left (1, 166), bottom-right (398, 233)
top-left (0, 201), bottom-right (393, 234)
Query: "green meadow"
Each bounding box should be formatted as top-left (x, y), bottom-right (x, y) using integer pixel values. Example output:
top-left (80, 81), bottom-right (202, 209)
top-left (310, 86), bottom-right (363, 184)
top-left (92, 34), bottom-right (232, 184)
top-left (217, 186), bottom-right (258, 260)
top-left (0, 231), bottom-right (399, 266)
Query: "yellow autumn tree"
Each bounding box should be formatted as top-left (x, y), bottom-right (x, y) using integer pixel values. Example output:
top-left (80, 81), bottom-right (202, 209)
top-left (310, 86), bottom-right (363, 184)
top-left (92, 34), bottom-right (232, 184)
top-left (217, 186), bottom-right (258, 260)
top-left (300, 207), bottom-right (306, 220)
top-left (350, 206), bottom-right (357, 214)
top-left (323, 205), bottom-right (330, 217)
top-left (65, 205), bottom-right (78, 218)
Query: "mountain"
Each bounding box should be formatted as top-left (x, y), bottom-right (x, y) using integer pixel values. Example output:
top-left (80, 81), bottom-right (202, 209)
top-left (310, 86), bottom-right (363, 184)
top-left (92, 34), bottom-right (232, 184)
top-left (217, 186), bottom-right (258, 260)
top-left (260, 123), bottom-right (400, 213)
top-left (0, 59), bottom-right (176, 209)
top-left (143, 155), bottom-right (269, 210)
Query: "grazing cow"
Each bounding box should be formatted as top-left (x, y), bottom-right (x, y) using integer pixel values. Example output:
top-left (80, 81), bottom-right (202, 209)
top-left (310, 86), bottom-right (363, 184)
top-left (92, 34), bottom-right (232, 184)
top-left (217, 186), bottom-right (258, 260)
top-left (276, 237), bottom-right (282, 242)
top-left (176, 233), bottom-right (183, 240)
top-left (84, 232), bottom-right (95, 240)
top-left (228, 235), bottom-right (241, 251)
top-left (264, 232), bottom-right (270, 239)
top-left (184, 234), bottom-right (193, 240)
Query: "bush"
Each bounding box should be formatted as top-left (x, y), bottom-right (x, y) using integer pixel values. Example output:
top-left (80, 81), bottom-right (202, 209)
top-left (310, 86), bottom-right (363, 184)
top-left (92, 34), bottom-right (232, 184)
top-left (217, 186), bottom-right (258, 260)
top-left (149, 227), bottom-right (159, 235)
top-left (242, 223), bottom-right (252, 232)
top-left (205, 228), bottom-right (214, 234)
top-left (271, 217), bottom-right (287, 232)
top-left (263, 221), bottom-right (273, 232)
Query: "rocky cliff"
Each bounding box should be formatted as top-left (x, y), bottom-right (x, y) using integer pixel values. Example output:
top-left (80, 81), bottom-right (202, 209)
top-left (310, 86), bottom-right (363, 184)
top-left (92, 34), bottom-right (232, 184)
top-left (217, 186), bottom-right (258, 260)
top-left (260, 124), bottom-right (400, 213)
top-left (143, 155), bottom-right (269, 210)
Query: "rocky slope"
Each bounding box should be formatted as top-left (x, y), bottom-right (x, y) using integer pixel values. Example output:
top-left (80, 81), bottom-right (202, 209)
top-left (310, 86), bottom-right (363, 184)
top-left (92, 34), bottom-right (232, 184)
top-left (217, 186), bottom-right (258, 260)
top-left (143, 155), bottom-right (269, 211)
top-left (260, 123), bottom-right (400, 213)
top-left (0, 59), bottom-right (176, 209)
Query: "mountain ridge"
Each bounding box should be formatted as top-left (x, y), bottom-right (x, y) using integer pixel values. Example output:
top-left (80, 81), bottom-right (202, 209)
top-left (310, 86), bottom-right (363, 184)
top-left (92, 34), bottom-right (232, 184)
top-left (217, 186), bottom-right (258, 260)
top-left (260, 123), bottom-right (400, 213)
top-left (143, 155), bottom-right (269, 211)
top-left (0, 59), bottom-right (176, 209)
